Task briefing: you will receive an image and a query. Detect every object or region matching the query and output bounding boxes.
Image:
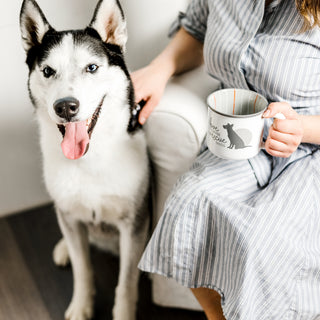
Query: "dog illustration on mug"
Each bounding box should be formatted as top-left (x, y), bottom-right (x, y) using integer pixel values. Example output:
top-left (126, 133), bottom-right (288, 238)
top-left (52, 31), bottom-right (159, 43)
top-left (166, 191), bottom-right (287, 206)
top-left (223, 123), bottom-right (251, 149)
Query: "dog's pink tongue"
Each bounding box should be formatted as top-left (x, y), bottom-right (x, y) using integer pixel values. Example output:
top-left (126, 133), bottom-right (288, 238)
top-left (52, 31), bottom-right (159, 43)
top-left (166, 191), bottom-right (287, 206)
top-left (61, 121), bottom-right (89, 160)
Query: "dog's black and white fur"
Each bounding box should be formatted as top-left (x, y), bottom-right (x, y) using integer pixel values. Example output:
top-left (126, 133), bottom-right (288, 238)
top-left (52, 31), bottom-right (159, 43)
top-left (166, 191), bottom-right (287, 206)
top-left (19, 1), bottom-right (149, 319)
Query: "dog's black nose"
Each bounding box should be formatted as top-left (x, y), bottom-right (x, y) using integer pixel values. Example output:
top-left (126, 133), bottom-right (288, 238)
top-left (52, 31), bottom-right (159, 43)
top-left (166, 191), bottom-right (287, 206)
top-left (54, 97), bottom-right (79, 121)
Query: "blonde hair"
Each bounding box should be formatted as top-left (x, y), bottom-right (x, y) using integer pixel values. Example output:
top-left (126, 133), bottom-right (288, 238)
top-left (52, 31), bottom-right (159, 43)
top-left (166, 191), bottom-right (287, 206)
top-left (296, 0), bottom-right (320, 30)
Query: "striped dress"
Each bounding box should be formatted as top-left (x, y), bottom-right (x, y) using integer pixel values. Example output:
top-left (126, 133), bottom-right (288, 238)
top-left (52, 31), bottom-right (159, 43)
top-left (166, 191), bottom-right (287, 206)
top-left (139, 0), bottom-right (320, 319)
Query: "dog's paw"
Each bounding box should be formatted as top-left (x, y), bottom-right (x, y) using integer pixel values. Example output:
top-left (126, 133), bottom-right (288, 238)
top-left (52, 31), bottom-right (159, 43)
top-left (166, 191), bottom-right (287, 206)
top-left (65, 298), bottom-right (94, 320)
top-left (53, 238), bottom-right (70, 267)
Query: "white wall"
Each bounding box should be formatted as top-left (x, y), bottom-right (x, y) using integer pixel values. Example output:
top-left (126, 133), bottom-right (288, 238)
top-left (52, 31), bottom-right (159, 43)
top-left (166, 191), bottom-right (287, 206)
top-left (0, 0), bottom-right (187, 217)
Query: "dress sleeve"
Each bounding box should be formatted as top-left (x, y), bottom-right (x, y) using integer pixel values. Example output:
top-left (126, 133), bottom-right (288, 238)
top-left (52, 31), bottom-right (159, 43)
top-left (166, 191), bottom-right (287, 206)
top-left (169, 0), bottom-right (209, 42)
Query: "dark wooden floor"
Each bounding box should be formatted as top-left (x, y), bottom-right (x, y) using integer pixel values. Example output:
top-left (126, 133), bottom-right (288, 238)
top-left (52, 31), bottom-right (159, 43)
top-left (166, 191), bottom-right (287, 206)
top-left (0, 205), bottom-right (205, 320)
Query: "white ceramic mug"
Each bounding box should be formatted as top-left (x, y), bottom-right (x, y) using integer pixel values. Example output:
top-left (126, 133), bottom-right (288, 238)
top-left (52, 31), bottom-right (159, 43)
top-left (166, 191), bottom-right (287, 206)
top-left (207, 88), bottom-right (284, 160)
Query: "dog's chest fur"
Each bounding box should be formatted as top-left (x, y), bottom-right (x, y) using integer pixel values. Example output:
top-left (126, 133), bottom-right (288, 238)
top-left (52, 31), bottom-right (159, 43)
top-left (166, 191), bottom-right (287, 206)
top-left (38, 112), bottom-right (148, 225)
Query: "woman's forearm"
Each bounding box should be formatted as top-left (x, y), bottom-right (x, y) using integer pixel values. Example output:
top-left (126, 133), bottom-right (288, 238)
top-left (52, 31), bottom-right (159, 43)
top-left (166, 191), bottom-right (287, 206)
top-left (300, 114), bottom-right (320, 144)
top-left (149, 27), bottom-right (204, 79)
top-left (131, 28), bottom-right (204, 124)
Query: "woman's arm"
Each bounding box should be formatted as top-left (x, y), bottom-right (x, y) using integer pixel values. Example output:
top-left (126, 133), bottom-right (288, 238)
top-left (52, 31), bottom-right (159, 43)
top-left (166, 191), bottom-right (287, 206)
top-left (300, 114), bottom-right (320, 144)
top-left (131, 27), bottom-right (203, 124)
top-left (155, 27), bottom-right (204, 77)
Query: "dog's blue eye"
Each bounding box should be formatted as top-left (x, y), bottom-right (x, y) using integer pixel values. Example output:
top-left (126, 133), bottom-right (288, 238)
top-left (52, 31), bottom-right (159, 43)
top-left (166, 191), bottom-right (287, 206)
top-left (86, 64), bottom-right (99, 73)
top-left (42, 66), bottom-right (55, 78)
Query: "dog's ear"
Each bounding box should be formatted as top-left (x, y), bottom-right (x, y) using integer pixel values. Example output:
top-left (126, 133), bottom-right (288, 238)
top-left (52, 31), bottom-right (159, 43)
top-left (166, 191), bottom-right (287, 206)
top-left (20, 0), bottom-right (52, 52)
top-left (89, 0), bottom-right (127, 50)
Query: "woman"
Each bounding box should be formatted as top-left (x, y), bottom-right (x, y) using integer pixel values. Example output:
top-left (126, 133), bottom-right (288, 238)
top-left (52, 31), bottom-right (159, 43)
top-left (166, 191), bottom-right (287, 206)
top-left (132, 0), bottom-right (320, 319)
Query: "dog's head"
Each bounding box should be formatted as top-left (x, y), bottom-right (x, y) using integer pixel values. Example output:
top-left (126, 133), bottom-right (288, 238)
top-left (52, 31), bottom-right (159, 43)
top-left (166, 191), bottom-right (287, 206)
top-left (20, 0), bottom-right (134, 160)
top-left (223, 123), bottom-right (233, 130)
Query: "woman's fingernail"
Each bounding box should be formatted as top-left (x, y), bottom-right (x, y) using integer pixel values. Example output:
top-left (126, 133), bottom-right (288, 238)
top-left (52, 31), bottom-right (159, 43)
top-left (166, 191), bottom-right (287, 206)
top-left (140, 117), bottom-right (146, 124)
top-left (263, 110), bottom-right (270, 118)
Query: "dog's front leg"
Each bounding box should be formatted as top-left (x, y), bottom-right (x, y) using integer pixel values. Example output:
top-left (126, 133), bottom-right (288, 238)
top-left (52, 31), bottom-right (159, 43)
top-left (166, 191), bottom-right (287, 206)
top-left (57, 210), bottom-right (95, 320)
top-left (112, 218), bottom-right (149, 320)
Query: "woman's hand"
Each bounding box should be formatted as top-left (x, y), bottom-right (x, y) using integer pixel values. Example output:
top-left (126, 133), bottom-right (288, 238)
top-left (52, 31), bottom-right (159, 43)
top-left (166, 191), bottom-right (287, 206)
top-left (262, 102), bottom-right (304, 158)
top-left (131, 28), bottom-right (204, 125)
top-left (131, 62), bottom-right (171, 125)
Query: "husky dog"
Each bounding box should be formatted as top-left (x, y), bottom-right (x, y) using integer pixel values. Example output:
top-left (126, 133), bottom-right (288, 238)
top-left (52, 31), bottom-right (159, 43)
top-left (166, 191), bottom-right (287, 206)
top-left (19, 0), bottom-right (149, 319)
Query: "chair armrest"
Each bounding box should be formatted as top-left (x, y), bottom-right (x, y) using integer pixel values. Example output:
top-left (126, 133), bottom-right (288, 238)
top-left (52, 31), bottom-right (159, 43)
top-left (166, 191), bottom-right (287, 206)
top-left (145, 66), bottom-right (221, 156)
top-left (145, 66), bottom-right (220, 224)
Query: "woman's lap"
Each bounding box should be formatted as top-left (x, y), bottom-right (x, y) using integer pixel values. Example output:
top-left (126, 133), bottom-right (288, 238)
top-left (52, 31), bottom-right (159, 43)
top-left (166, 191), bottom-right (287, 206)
top-left (139, 149), bottom-right (320, 319)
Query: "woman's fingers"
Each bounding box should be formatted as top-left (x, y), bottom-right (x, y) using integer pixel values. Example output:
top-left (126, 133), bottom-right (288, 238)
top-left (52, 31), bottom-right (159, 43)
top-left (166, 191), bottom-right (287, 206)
top-left (266, 127), bottom-right (302, 157)
top-left (263, 102), bottom-right (303, 157)
top-left (263, 102), bottom-right (298, 120)
top-left (131, 65), bottom-right (169, 125)
top-left (138, 96), bottom-right (159, 124)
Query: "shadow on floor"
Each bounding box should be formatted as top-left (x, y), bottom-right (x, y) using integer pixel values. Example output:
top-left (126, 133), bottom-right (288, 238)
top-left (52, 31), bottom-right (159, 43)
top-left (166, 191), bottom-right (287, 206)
top-left (0, 204), bottom-right (205, 320)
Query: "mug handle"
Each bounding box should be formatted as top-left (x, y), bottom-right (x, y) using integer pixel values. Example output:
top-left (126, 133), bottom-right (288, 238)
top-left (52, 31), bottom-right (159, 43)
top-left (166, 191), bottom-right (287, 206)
top-left (260, 112), bottom-right (286, 149)
top-left (273, 112), bottom-right (286, 120)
